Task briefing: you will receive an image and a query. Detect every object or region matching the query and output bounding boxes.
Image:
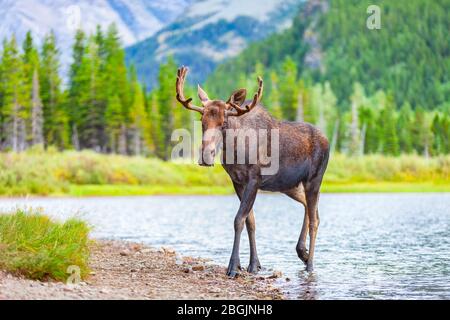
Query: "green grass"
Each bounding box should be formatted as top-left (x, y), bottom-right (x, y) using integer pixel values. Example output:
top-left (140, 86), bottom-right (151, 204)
top-left (0, 150), bottom-right (448, 196)
top-left (0, 210), bottom-right (91, 281)
top-left (67, 185), bottom-right (234, 197)
top-left (322, 182), bottom-right (450, 193)
top-left (64, 182), bottom-right (449, 196)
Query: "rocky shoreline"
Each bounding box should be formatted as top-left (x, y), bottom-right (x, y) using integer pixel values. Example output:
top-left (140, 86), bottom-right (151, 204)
top-left (0, 241), bottom-right (284, 300)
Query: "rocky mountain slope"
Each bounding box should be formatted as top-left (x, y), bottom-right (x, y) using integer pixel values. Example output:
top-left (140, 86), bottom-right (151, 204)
top-left (0, 0), bottom-right (192, 75)
top-left (125, 0), bottom-right (303, 88)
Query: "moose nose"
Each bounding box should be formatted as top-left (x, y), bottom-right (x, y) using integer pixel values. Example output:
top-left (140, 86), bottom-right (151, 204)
top-left (199, 149), bottom-right (215, 167)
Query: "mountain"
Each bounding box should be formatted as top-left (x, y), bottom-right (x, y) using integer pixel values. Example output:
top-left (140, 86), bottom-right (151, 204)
top-left (125, 0), bottom-right (304, 89)
top-left (0, 0), bottom-right (192, 75)
top-left (207, 0), bottom-right (450, 110)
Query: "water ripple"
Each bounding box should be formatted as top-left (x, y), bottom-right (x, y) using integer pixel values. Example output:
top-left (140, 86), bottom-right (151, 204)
top-left (1, 193), bottom-right (449, 299)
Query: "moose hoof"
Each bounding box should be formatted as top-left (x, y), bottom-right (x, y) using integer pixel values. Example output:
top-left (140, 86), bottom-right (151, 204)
top-left (297, 248), bottom-right (309, 265)
top-left (227, 261), bottom-right (241, 278)
top-left (227, 269), bottom-right (239, 278)
top-left (247, 261), bottom-right (262, 274)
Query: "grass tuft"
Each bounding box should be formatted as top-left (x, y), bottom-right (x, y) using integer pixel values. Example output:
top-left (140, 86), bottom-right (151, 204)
top-left (0, 210), bottom-right (91, 281)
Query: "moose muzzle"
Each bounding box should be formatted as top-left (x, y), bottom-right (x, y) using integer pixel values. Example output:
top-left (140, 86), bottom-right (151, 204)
top-left (199, 144), bottom-right (216, 167)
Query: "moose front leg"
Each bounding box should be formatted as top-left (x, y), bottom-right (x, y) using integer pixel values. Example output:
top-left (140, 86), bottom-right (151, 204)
top-left (233, 182), bottom-right (261, 274)
top-left (227, 179), bottom-right (259, 278)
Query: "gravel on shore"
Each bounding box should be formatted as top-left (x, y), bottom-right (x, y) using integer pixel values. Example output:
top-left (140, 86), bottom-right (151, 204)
top-left (0, 241), bottom-right (284, 300)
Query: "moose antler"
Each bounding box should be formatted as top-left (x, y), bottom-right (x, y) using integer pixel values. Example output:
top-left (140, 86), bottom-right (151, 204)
top-left (176, 67), bottom-right (204, 114)
top-left (227, 77), bottom-right (264, 117)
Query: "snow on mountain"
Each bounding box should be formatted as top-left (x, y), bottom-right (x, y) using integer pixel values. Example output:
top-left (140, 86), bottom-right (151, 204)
top-left (126, 0), bottom-right (303, 89)
top-left (0, 0), bottom-right (192, 76)
top-left (184, 0), bottom-right (295, 30)
top-left (0, 0), bottom-right (303, 85)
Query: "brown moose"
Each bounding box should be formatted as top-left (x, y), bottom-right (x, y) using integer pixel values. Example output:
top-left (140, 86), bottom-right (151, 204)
top-left (176, 67), bottom-right (330, 276)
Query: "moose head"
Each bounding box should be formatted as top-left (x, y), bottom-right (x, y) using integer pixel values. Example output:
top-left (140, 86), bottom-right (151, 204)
top-left (176, 67), bottom-right (263, 166)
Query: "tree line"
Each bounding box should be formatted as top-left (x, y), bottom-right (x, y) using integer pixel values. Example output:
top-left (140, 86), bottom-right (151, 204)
top-left (0, 24), bottom-right (448, 160)
top-left (0, 26), bottom-right (193, 159)
top-left (208, 0), bottom-right (449, 110)
top-left (211, 57), bottom-right (449, 156)
top-left (207, 0), bottom-right (449, 157)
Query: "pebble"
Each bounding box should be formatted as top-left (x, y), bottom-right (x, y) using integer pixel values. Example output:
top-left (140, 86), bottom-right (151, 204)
top-left (175, 254), bottom-right (184, 265)
top-left (192, 265), bottom-right (205, 272)
top-left (183, 267), bottom-right (193, 273)
top-left (269, 271), bottom-right (283, 279)
top-left (208, 288), bottom-right (221, 294)
top-left (161, 247), bottom-right (176, 255)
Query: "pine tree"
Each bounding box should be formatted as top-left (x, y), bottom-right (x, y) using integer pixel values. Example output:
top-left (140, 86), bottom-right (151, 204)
top-left (397, 102), bottom-right (414, 154)
top-left (22, 31), bottom-right (40, 147)
top-left (40, 31), bottom-right (68, 149)
top-left (347, 83), bottom-right (367, 156)
top-left (322, 82), bottom-right (338, 140)
top-left (78, 36), bottom-right (104, 150)
top-left (431, 113), bottom-right (449, 156)
top-left (358, 106), bottom-right (377, 154)
top-left (268, 72), bottom-right (283, 119)
top-left (442, 115), bottom-right (450, 154)
top-left (68, 29), bottom-right (86, 150)
top-left (105, 94), bottom-right (123, 153)
top-left (31, 68), bottom-right (44, 146)
top-left (130, 81), bottom-right (149, 155)
top-left (296, 80), bottom-right (308, 123)
top-left (380, 95), bottom-right (400, 156)
top-left (279, 57), bottom-right (298, 121)
top-left (103, 24), bottom-right (130, 154)
top-left (156, 56), bottom-right (178, 160)
top-left (0, 36), bottom-right (27, 151)
top-left (412, 108), bottom-right (432, 157)
top-left (148, 93), bottom-right (163, 157)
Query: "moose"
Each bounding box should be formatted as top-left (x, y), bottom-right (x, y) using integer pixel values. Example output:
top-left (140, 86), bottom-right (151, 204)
top-left (176, 67), bottom-right (330, 276)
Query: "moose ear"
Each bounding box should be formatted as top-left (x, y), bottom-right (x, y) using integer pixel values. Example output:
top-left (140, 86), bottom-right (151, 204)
top-left (227, 89), bottom-right (247, 106)
top-left (198, 85), bottom-right (210, 103)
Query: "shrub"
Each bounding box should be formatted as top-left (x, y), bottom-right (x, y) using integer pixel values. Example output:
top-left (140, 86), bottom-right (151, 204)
top-left (0, 210), bottom-right (91, 281)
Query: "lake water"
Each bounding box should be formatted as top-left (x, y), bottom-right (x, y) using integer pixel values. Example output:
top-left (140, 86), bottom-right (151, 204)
top-left (1, 193), bottom-right (449, 300)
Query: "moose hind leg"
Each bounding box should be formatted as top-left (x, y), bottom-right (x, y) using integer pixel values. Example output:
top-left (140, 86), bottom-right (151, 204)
top-left (284, 187), bottom-right (309, 265)
top-left (305, 185), bottom-right (321, 272)
top-left (297, 211), bottom-right (310, 264)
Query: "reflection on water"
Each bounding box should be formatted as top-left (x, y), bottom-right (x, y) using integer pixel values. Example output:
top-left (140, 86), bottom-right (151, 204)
top-left (295, 271), bottom-right (318, 300)
top-left (0, 193), bottom-right (449, 300)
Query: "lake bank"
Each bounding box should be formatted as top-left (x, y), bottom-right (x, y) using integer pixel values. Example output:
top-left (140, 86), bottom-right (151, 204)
top-left (0, 151), bottom-right (448, 197)
top-left (64, 182), bottom-right (450, 197)
top-left (0, 240), bottom-right (283, 300)
top-left (1, 182), bottom-right (449, 199)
